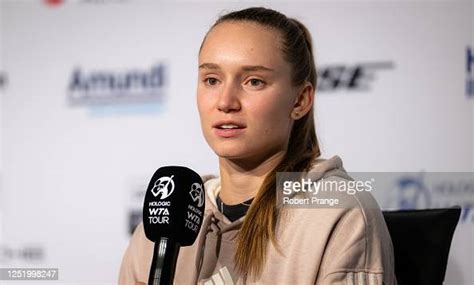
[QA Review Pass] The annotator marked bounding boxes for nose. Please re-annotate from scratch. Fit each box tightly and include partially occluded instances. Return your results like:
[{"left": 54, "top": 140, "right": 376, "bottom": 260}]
[{"left": 217, "top": 82, "right": 241, "bottom": 113}]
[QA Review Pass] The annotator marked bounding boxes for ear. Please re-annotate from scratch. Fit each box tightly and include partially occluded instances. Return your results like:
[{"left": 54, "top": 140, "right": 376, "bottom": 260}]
[{"left": 291, "top": 81, "right": 314, "bottom": 120}]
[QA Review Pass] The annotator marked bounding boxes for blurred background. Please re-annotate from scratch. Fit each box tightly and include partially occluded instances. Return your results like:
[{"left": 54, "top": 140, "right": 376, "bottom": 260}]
[{"left": 0, "top": 0, "right": 472, "bottom": 284}]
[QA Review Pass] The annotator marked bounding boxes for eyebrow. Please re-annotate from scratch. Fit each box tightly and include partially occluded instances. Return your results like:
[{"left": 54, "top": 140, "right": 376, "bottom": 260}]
[{"left": 199, "top": 63, "right": 275, "bottom": 72}]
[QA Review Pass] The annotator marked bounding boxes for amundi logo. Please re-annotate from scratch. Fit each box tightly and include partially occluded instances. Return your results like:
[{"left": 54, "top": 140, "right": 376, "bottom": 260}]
[
  {"left": 67, "top": 64, "right": 166, "bottom": 105},
  {"left": 151, "top": 175, "right": 175, "bottom": 200}
]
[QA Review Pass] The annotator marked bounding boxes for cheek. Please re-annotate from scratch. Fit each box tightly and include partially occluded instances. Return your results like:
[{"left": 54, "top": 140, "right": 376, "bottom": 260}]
[
  {"left": 249, "top": 94, "right": 294, "bottom": 134},
  {"left": 197, "top": 85, "right": 220, "bottom": 113},
  {"left": 196, "top": 92, "right": 210, "bottom": 122}
]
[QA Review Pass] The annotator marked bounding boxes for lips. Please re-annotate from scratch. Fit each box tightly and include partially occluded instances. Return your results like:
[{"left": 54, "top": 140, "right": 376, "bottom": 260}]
[{"left": 212, "top": 120, "right": 246, "bottom": 138}]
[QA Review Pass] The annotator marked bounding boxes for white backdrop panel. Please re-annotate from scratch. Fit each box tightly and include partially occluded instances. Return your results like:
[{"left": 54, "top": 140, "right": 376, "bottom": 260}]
[{"left": 0, "top": 1, "right": 472, "bottom": 284}]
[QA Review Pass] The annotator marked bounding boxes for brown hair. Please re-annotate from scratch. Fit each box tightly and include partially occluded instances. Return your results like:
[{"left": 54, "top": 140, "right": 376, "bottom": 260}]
[{"left": 201, "top": 7, "right": 321, "bottom": 280}]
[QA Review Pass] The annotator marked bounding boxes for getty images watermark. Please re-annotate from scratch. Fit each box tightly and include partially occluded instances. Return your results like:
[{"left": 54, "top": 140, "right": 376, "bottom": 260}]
[
  {"left": 276, "top": 172, "right": 474, "bottom": 210},
  {"left": 277, "top": 172, "right": 375, "bottom": 208}
]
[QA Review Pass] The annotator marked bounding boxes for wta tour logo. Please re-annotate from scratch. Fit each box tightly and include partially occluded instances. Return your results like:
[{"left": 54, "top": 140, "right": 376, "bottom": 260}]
[
  {"left": 147, "top": 175, "right": 174, "bottom": 225},
  {"left": 189, "top": 183, "right": 204, "bottom": 207},
  {"left": 151, "top": 175, "right": 175, "bottom": 200}
]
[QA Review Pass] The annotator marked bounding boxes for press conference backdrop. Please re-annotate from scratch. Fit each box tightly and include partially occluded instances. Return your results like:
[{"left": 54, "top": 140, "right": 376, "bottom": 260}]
[{"left": 0, "top": 0, "right": 473, "bottom": 284}]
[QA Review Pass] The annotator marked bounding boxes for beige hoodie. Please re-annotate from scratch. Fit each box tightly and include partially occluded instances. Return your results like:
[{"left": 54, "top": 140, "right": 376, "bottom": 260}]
[{"left": 119, "top": 156, "right": 397, "bottom": 285}]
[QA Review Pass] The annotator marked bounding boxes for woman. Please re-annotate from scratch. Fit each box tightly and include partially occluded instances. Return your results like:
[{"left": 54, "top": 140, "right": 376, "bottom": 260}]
[{"left": 119, "top": 7, "right": 397, "bottom": 285}]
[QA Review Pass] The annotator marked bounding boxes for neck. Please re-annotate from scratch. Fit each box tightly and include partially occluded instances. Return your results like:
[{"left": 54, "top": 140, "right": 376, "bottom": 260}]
[{"left": 218, "top": 151, "right": 285, "bottom": 205}]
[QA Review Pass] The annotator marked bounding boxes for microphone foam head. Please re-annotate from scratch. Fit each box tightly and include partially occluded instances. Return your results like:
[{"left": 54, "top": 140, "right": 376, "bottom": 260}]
[{"left": 143, "top": 166, "right": 205, "bottom": 246}]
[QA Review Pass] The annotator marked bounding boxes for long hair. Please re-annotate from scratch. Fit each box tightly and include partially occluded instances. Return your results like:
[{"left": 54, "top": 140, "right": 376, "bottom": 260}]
[{"left": 201, "top": 7, "right": 321, "bottom": 280}]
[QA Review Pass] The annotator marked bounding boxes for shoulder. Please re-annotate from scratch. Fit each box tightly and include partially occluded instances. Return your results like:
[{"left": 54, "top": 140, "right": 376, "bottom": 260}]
[
  {"left": 277, "top": 157, "right": 396, "bottom": 283},
  {"left": 118, "top": 223, "right": 154, "bottom": 284},
  {"left": 280, "top": 174, "right": 387, "bottom": 240},
  {"left": 287, "top": 171, "right": 391, "bottom": 245}
]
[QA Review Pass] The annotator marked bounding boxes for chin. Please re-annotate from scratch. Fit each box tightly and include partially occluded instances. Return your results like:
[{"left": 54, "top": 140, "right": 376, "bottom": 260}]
[
  {"left": 211, "top": 145, "right": 253, "bottom": 160},
  {"left": 213, "top": 149, "right": 247, "bottom": 160}
]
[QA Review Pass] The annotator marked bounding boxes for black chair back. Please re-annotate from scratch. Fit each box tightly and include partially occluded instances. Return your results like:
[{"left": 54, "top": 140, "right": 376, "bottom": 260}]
[{"left": 383, "top": 207, "right": 461, "bottom": 285}]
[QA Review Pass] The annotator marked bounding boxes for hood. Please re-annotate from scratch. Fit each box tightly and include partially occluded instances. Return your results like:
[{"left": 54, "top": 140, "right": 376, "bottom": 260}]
[{"left": 192, "top": 155, "right": 349, "bottom": 284}]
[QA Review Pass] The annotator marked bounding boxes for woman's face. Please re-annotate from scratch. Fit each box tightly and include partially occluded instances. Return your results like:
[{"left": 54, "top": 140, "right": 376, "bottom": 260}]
[{"left": 197, "top": 21, "right": 299, "bottom": 164}]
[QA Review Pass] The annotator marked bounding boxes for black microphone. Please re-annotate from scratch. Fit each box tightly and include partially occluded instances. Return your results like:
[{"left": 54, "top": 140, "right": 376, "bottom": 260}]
[{"left": 143, "top": 166, "right": 206, "bottom": 285}]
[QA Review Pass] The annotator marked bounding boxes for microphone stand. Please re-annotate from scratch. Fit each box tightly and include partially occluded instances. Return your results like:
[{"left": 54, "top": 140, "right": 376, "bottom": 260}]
[{"left": 148, "top": 237, "right": 181, "bottom": 285}]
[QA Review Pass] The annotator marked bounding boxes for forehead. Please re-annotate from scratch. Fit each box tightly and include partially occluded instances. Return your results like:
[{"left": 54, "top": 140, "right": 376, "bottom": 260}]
[{"left": 199, "top": 21, "right": 287, "bottom": 68}]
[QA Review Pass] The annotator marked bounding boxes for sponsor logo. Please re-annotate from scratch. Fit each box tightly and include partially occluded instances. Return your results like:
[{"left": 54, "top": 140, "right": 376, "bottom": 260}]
[
  {"left": 317, "top": 61, "right": 394, "bottom": 92},
  {"left": 79, "top": 0, "right": 129, "bottom": 4},
  {"left": 394, "top": 174, "right": 431, "bottom": 210},
  {"left": 190, "top": 183, "right": 204, "bottom": 207},
  {"left": 147, "top": 200, "right": 170, "bottom": 225},
  {"left": 127, "top": 209, "right": 141, "bottom": 235},
  {"left": 0, "top": 72, "right": 7, "bottom": 90},
  {"left": 0, "top": 245, "right": 45, "bottom": 263},
  {"left": 67, "top": 64, "right": 166, "bottom": 106},
  {"left": 150, "top": 175, "right": 175, "bottom": 199},
  {"left": 388, "top": 172, "right": 474, "bottom": 223},
  {"left": 44, "top": 0, "right": 128, "bottom": 6},
  {"left": 43, "top": 0, "right": 64, "bottom": 6},
  {"left": 127, "top": 186, "right": 146, "bottom": 235},
  {"left": 466, "top": 46, "right": 473, "bottom": 97}
]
